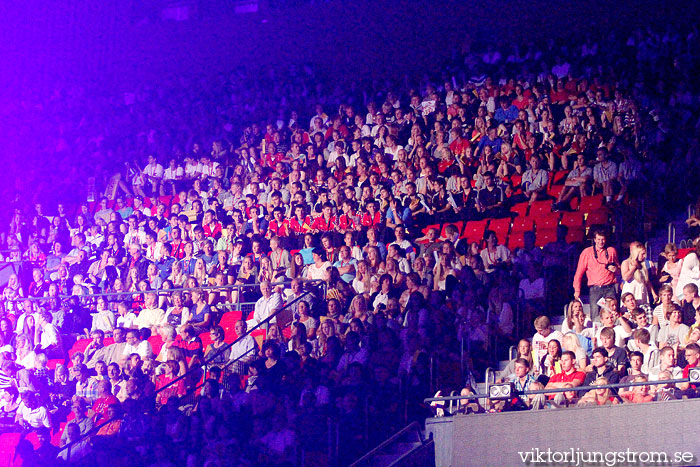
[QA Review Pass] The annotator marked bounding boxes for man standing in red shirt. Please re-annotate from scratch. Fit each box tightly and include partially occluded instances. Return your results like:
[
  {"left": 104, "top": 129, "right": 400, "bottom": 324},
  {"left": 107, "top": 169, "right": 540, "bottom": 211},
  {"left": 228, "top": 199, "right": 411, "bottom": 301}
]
[
  {"left": 544, "top": 351, "right": 585, "bottom": 405},
  {"left": 573, "top": 229, "right": 619, "bottom": 320}
]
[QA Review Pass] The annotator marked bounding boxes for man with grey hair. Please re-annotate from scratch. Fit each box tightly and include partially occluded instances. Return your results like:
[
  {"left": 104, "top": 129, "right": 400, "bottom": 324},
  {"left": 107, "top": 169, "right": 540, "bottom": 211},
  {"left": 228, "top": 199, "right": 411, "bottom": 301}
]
[
  {"left": 249, "top": 281, "right": 282, "bottom": 328},
  {"left": 133, "top": 292, "right": 165, "bottom": 331}
]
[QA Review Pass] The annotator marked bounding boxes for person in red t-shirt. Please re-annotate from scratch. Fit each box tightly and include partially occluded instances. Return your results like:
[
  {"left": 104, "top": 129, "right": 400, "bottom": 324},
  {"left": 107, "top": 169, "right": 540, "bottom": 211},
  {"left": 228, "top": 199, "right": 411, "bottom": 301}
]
[
  {"left": 89, "top": 380, "right": 119, "bottom": 424},
  {"left": 156, "top": 361, "right": 186, "bottom": 406},
  {"left": 544, "top": 351, "right": 585, "bottom": 404}
]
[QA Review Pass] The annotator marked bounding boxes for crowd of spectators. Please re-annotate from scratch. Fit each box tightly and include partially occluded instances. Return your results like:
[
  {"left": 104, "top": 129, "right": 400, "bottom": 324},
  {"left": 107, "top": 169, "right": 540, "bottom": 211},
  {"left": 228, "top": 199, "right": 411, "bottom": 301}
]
[{"left": 1, "top": 22, "right": 700, "bottom": 466}]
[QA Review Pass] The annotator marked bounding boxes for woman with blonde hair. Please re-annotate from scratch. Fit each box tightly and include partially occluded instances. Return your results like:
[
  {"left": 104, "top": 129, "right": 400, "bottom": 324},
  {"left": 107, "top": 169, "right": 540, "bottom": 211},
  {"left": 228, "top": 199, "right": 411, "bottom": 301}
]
[
  {"left": 561, "top": 332, "right": 588, "bottom": 369},
  {"left": 192, "top": 258, "right": 208, "bottom": 286},
  {"left": 659, "top": 243, "right": 682, "bottom": 291},
  {"left": 577, "top": 377, "right": 619, "bottom": 406},
  {"left": 620, "top": 241, "right": 656, "bottom": 306}
]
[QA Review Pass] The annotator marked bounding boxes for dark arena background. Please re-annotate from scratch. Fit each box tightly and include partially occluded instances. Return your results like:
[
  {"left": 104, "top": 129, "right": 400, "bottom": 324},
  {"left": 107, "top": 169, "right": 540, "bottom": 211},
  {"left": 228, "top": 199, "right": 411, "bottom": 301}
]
[{"left": 1, "top": 0, "right": 700, "bottom": 466}]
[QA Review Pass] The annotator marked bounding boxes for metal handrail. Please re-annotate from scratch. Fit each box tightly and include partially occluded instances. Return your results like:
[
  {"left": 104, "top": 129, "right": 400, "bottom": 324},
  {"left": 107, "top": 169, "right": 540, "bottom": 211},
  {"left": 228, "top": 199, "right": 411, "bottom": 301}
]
[
  {"left": 56, "top": 279, "right": 324, "bottom": 459},
  {"left": 424, "top": 377, "right": 693, "bottom": 403},
  {"left": 150, "top": 281, "right": 323, "bottom": 396},
  {"left": 668, "top": 222, "right": 676, "bottom": 245},
  {"left": 3, "top": 279, "right": 315, "bottom": 303},
  {"left": 349, "top": 421, "right": 424, "bottom": 467}
]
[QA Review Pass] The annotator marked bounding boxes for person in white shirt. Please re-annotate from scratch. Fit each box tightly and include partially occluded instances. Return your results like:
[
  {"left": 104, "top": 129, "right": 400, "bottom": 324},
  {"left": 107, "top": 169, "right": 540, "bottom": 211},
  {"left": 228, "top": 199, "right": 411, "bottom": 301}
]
[
  {"left": 532, "top": 316, "right": 563, "bottom": 366},
  {"left": 133, "top": 293, "right": 166, "bottom": 331},
  {"left": 36, "top": 311, "right": 63, "bottom": 360},
  {"left": 228, "top": 320, "right": 258, "bottom": 374},
  {"left": 162, "top": 158, "right": 184, "bottom": 196},
  {"left": 122, "top": 329, "right": 154, "bottom": 361},
  {"left": 15, "top": 392, "right": 51, "bottom": 430},
  {"left": 116, "top": 302, "right": 137, "bottom": 329},
  {"left": 249, "top": 281, "right": 283, "bottom": 329},
  {"left": 142, "top": 154, "right": 164, "bottom": 195}
]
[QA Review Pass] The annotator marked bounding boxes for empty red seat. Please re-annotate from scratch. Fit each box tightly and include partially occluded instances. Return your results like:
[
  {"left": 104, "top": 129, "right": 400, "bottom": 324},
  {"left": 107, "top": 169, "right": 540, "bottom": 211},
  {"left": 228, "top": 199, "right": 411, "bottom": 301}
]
[
  {"left": 534, "top": 213, "right": 561, "bottom": 231},
  {"left": 511, "top": 202, "right": 529, "bottom": 218},
  {"left": 511, "top": 174, "right": 522, "bottom": 188},
  {"left": 219, "top": 310, "right": 243, "bottom": 330},
  {"left": 561, "top": 212, "right": 584, "bottom": 228},
  {"left": 47, "top": 359, "right": 64, "bottom": 370},
  {"left": 224, "top": 329, "right": 238, "bottom": 343},
  {"left": 552, "top": 170, "right": 569, "bottom": 185},
  {"left": 585, "top": 209, "right": 610, "bottom": 228},
  {"left": 507, "top": 231, "right": 526, "bottom": 250},
  {"left": 548, "top": 185, "right": 564, "bottom": 198},
  {"left": 250, "top": 329, "right": 267, "bottom": 349},
  {"left": 460, "top": 219, "right": 488, "bottom": 243},
  {"left": 199, "top": 332, "right": 213, "bottom": 349},
  {"left": 148, "top": 336, "right": 164, "bottom": 357},
  {"left": 536, "top": 229, "right": 558, "bottom": 247},
  {"left": 579, "top": 195, "right": 604, "bottom": 212},
  {"left": 566, "top": 227, "right": 585, "bottom": 243},
  {"left": 529, "top": 199, "right": 554, "bottom": 217},
  {"left": 104, "top": 337, "right": 114, "bottom": 346},
  {"left": 488, "top": 217, "right": 511, "bottom": 240},
  {"left": 511, "top": 217, "right": 535, "bottom": 233},
  {"left": 69, "top": 338, "right": 92, "bottom": 358}
]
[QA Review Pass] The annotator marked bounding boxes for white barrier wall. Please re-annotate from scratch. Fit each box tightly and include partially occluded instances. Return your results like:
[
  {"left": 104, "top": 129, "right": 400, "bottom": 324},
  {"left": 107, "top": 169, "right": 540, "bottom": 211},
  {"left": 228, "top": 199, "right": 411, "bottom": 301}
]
[{"left": 426, "top": 399, "right": 700, "bottom": 467}]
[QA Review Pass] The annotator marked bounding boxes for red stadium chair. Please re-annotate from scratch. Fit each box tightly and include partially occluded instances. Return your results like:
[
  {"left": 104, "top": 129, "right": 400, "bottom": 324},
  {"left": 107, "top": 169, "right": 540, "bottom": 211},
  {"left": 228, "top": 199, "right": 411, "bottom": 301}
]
[
  {"left": 552, "top": 170, "right": 569, "bottom": 185},
  {"left": 47, "top": 359, "right": 64, "bottom": 370},
  {"left": 548, "top": 185, "right": 564, "bottom": 199},
  {"left": 529, "top": 199, "right": 553, "bottom": 217},
  {"left": 510, "top": 174, "right": 522, "bottom": 188},
  {"left": 251, "top": 329, "right": 266, "bottom": 349},
  {"left": 585, "top": 209, "right": 610, "bottom": 228},
  {"left": 199, "top": 332, "right": 213, "bottom": 349},
  {"left": 511, "top": 217, "right": 535, "bottom": 234},
  {"left": 534, "top": 213, "right": 561, "bottom": 231},
  {"left": 224, "top": 329, "right": 238, "bottom": 343},
  {"left": 0, "top": 432, "right": 20, "bottom": 466},
  {"left": 579, "top": 195, "right": 604, "bottom": 212},
  {"left": 511, "top": 202, "right": 529, "bottom": 218},
  {"left": 148, "top": 336, "right": 164, "bottom": 357},
  {"left": 678, "top": 248, "right": 693, "bottom": 259},
  {"left": 103, "top": 337, "right": 114, "bottom": 346},
  {"left": 535, "top": 228, "right": 558, "bottom": 247},
  {"left": 566, "top": 227, "right": 585, "bottom": 244},
  {"left": 487, "top": 217, "right": 511, "bottom": 241},
  {"left": 460, "top": 219, "right": 488, "bottom": 243},
  {"left": 507, "top": 231, "right": 526, "bottom": 250},
  {"left": 69, "top": 338, "right": 92, "bottom": 358},
  {"left": 219, "top": 310, "right": 243, "bottom": 330},
  {"left": 561, "top": 212, "right": 584, "bottom": 228}
]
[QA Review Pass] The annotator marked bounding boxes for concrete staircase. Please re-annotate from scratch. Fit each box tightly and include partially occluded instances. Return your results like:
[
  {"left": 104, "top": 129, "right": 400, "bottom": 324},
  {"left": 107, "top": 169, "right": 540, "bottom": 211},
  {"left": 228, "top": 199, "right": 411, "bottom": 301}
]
[{"left": 350, "top": 422, "right": 434, "bottom": 467}]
